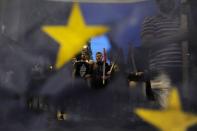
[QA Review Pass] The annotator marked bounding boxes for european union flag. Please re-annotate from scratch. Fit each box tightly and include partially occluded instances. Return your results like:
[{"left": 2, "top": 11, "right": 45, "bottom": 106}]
[{"left": 0, "top": 0, "right": 197, "bottom": 131}]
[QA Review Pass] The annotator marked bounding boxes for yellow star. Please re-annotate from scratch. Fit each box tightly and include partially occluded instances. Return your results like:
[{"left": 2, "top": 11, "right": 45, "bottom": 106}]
[
  {"left": 42, "top": 3, "right": 109, "bottom": 69},
  {"left": 135, "top": 88, "right": 197, "bottom": 131}
]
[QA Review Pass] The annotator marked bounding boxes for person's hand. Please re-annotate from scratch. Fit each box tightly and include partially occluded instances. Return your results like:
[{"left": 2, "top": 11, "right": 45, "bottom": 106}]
[
  {"left": 88, "top": 60, "right": 94, "bottom": 65},
  {"left": 129, "top": 81, "right": 137, "bottom": 88},
  {"left": 102, "top": 75, "right": 110, "bottom": 80},
  {"left": 85, "top": 74, "right": 91, "bottom": 79},
  {"left": 107, "top": 71, "right": 111, "bottom": 75},
  {"left": 72, "top": 58, "right": 77, "bottom": 64},
  {"left": 136, "top": 72, "right": 144, "bottom": 76}
]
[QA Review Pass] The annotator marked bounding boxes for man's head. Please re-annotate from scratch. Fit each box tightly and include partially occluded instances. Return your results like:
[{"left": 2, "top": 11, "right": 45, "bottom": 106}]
[
  {"left": 81, "top": 52, "right": 87, "bottom": 61},
  {"left": 156, "top": 0, "right": 177, "bottom": 14},
  {"left": 96, "top": 52, "right": 103, "bottom": 62},
  {"left": 82, "top": 46, "right": 88, "bottom": 53},
  {"left": 81, "top": 45, "right": 90, "bottom": 60}
]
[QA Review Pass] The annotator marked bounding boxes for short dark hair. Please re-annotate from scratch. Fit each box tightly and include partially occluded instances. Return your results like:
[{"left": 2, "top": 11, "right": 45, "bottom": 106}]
[{"left": 96, "top": 52, "right": 102, "bottom": 55}]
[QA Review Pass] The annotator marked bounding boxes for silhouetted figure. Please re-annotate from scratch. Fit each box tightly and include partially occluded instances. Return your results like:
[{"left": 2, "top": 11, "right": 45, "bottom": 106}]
[
  {"left": 91, "top": 52, "right": 110, "bottom": 89},
  {"left": 141, "top": 0, "right": 187, "bottom": 108}
]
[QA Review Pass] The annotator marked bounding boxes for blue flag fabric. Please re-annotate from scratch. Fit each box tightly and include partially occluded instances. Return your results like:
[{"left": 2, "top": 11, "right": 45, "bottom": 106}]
[
  {"left": 0, "top": 0, "right": 157, "bottom": 93},
  {"left": 0, "top": 0, "right": 197, "bottom": 131}
]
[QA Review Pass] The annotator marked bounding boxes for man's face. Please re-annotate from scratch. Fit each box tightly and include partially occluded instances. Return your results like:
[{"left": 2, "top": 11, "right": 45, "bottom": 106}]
[
  {"left": 96, "top": 53, "right": 102, "bottom": 62},
  {"left": 156, "top": 0, "right": 176, "bottom": 14},
  {"left": 81, "top": 53, "right": 87, "bottom": 60},
  {"left": 82, "top": 48, "right": 88, "bottom": 54}
]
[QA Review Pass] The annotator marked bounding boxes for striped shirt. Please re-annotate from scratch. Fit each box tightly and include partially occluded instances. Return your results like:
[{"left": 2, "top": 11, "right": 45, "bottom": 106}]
[{"left": 141, "top": 15, "right": 183, "bottom": 72}]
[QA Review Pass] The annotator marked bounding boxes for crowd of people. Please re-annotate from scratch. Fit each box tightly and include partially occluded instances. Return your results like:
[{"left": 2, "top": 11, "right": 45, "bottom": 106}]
[
  {"left": 72, "top": 48, "right": 115, "bottom": 89},
  {"left": 27, "top": 0, "right": 197, "bottom": 120}
]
